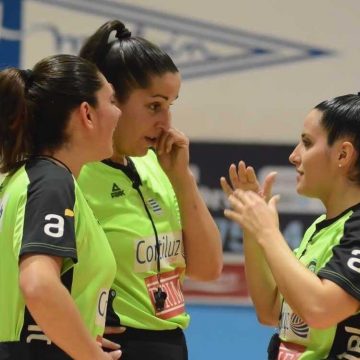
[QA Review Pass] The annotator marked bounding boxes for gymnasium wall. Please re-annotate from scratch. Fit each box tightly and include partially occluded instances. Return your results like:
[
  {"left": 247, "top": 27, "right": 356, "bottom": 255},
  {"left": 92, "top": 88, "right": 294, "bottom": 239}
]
[{"left": 1, "top": 1, "right": 359, "bottom": 358}]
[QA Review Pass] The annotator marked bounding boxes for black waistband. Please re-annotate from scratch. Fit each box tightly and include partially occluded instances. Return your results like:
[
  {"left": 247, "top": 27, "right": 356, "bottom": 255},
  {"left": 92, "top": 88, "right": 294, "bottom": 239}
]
[
  {"left": 0, "top": 342, "right": 30, "bottom": 360},
  {"left": 106, "top": 326, "right": 184, "bottom": 344}
]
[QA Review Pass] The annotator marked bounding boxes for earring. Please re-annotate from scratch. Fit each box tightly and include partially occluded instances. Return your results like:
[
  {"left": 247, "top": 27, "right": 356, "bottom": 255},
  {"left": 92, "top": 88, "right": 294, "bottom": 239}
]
[{"left": 338, "top": 164, "right": 342, "bottom": 168}]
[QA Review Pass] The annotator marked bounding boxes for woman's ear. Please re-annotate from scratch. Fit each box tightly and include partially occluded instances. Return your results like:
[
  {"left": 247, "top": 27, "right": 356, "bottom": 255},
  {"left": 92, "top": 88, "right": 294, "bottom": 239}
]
[
  {"left": 338, "top": 141, "right": 355, "bottom": 168},
  {"left": 79, "top": 101, "right": 95, "bottom": 130}
]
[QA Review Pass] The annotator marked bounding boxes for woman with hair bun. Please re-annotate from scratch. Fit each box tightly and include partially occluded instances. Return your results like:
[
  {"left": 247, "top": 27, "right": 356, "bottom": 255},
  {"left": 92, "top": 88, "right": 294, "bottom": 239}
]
[
  {"left": 0, "top": 54, "right": 121, "bottom": 360},
  {"left": 78, "top": 20, "right": 223, "bottom": 360}
]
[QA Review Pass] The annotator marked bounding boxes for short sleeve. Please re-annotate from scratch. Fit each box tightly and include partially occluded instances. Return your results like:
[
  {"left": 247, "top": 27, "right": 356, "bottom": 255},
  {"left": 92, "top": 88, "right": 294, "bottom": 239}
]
[
  {"left": 19, "top": 161, "right": 77, "bottom": 262},
  {"left": 318, "top": 210, "right": 360, "bottom": 301}
]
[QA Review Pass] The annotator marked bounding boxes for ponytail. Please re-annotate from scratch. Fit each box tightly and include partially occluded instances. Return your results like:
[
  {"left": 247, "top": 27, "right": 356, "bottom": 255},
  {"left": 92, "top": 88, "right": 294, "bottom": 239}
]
[
  {"left": 0, "top": 69, "right": 32, "bottom": 173},
  {"left": 0, "top": 54, "right": 103, "bottom": 173},
  {"left": 80, "top": 20, "right": 130, "bottom": 66}
]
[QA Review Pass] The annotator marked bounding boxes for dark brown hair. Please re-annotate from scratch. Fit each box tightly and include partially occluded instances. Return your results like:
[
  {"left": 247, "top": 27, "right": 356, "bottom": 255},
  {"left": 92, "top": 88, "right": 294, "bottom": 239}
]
[
  {"left": 80, "top": 20, "right": 178, "bottom": 102},
  {"left": 0, "top": 54, "right": 102, "bottom": 173}
]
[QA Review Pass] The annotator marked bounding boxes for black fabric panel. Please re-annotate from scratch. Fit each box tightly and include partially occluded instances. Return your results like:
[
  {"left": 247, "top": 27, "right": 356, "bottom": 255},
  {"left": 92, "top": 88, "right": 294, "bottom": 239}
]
[
  {"left": 326, "top": 312, "right": 360, "bottom": 358},
  {"left": 20, "top": 158, "right": 77, "bottom": 261},
  {"left": 318, "top": 206, "right": 360, "bottom": 301}
]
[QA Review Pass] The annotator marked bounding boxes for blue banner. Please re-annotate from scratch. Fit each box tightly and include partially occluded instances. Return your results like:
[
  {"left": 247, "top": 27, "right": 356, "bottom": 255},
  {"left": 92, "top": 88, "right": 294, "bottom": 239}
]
[{"left": 0, "top": 0, "right": 22, "bottom": 68}]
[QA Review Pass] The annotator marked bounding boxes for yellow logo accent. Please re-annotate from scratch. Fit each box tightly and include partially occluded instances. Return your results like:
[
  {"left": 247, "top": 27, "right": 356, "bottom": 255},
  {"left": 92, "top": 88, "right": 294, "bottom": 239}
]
[{"left": 64, "top": 209, "right": 74, "bottom": 217}]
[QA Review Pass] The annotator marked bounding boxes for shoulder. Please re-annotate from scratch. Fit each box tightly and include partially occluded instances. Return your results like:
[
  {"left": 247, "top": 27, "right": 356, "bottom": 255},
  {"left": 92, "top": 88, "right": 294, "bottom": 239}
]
[{"left": 25, "top": 158, "right": 75, "bottom": 200}]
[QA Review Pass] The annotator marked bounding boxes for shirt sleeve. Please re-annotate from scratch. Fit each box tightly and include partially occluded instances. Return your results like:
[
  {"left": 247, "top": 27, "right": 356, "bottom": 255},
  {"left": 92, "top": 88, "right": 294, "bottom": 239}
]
[
  {"left": 19, "top": 164, "right": 77, "bottom": 262},
  {"left": 318, "top": 210, "right": 360, "bottom": 301}
]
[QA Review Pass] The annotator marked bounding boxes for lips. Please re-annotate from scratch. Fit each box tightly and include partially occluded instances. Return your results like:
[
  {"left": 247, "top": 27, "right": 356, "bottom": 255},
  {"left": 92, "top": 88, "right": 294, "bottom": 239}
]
[{"left": 144, "top": 137, "right": 158, "bottom": 147}]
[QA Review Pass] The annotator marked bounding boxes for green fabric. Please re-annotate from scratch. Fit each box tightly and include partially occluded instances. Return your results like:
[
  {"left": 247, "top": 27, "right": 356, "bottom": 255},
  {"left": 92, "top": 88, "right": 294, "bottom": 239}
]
[
  {"left": 0, "top": 160, "right": 116, "bottom": 341},
  {"left": 78, "top": 151, "right": 190, "bottom": 330},
  {"left": 278, "top": 207, "right": 359, "bottom": 359}
]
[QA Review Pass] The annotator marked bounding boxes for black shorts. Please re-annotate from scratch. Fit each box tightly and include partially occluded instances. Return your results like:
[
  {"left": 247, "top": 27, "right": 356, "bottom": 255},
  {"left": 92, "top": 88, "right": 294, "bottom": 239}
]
[
  {"left": 0, "top": 340, "right": 71, "bottom": 360},
  {"left": 105, "top": 327, "right": 188, "bottom": 360}
]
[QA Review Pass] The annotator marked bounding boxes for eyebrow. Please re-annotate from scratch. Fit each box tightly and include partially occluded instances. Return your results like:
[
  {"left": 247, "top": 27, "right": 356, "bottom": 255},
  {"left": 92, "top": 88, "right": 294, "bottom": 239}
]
[{"left": 151, "top": 94, "right": 179, "bottom": 101}]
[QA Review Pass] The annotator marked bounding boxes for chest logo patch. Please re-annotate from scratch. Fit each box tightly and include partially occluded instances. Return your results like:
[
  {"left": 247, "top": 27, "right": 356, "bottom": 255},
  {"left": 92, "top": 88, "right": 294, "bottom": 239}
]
[{"left": 111, "top": 183, "right": 125, "bottom": 198}]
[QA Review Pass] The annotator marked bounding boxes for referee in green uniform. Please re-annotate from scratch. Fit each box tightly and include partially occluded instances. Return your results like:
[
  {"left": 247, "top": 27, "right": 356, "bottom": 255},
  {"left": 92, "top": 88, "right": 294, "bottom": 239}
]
[{"left": 0, "top": 55, "right": 121, "bottom": 360}]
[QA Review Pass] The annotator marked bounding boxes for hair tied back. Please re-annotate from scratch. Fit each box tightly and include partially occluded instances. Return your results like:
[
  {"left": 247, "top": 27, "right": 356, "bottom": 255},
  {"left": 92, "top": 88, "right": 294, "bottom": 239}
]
[
  {"left": 20, "top": 69, "right": 34, "bottom": 90},
  {"left": 115, "top": 28, "right": 132, "bottom": 40}
]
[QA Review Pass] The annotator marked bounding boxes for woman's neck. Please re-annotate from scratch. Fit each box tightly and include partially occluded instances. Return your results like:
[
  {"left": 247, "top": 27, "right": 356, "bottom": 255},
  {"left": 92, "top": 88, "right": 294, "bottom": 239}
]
[
  {"left": 110, "top": 153, "right": 127, "bottom": 166},
  {"left": 324, "top": 183, "right": 360, "bottom": 219},
  {"left": 41, "top": 150, "right": 81, "bottom": 177}
]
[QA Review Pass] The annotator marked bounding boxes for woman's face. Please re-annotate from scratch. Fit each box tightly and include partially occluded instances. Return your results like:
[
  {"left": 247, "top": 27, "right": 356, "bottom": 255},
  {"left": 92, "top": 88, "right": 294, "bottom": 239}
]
[
  {"left": 92, "top": 76, "right": 121, "bottom": 160},
  {"left": 112, "top": 71, "right": 181, "bottom": 161},
  {"left": 289, "top": 109, "right": 340, "bottom": 202}
]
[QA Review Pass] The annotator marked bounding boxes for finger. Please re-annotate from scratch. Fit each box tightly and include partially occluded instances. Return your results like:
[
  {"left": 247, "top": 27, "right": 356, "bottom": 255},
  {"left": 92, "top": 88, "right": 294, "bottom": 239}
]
[
  {"left": 228, "top": 193, "right": 245, "bottom": 211},
  {"left": 262, "top": 172, "right": 277, "bottom": 202},
  {"left": 165, "top": 136, "right": 176, "bottom": 154},
  {"left": 268, "top": 194, "right": 280, "bottom": 212},
  {"left": 170, "top": 127, "right": 188, "bottom": 144},
  {"left": 102, "top": 337, "right": 121, "bottom": 350},
  {"left": 229, "top": 163, "right": 240, "bottom": 189},
  {"left": 233, "top": 188, "right": 246, "bottom": 201},
  {"left": 105, "top": 326, "right": 127, "bottom": 335},
  {"left": 246, "top": 166, "right": 257, "bottom": 184},
  {"left": 220, "top": 177, "right": 233, "bottom": 197},
  {"left": 165, "top": 128, "right": 188, "bottom": 149},
  {"left": 108, "top": 349, "right": 122, "bottom": 359},
  {"left": 224, "top": 208, "right": 244, "bottom": 225},
  {"left": 156, "top": 131, "right": 171, "bottom": 155},
  {"left": 237, "top": 161, "right": 247, "bottom": 183}
]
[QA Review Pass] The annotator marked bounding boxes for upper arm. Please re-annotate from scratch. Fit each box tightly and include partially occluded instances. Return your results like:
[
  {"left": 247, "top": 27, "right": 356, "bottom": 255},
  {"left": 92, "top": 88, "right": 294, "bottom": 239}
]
[
  {"left": 19, "top": 254, "right": 64, "bottom": 297},
  {"left": 310, "top": 278, "right": 360, "bottom": 328}
]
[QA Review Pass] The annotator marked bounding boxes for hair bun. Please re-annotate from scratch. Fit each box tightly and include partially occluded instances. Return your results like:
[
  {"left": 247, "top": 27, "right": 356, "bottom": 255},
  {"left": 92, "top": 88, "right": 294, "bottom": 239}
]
[{"left": 115, "top": 28, "right": 131, "bottom": 40}]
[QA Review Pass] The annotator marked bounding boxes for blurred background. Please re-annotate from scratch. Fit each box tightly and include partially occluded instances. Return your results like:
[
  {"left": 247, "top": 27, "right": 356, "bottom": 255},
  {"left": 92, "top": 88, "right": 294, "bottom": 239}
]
[{"left": 1, "top": 0, "right": 359, "bottom": 357}]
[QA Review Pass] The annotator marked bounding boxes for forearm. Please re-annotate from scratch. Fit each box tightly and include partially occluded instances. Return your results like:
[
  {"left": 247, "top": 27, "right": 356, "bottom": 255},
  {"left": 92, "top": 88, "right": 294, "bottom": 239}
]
[
  {"left": 23, "top": 280, "right": 105, "bottom": 360},
  {"left": 19, "top": 256, "right": 105, "bottom": 360},
  {"left": 170, "top": 170, "right": 223, "bottom": 280},
  {"left": 259, "top": 230, "right": 327, "bottom": 323},
  {"left": 243, "top": 233, "right": 280, "bottom": 325}
]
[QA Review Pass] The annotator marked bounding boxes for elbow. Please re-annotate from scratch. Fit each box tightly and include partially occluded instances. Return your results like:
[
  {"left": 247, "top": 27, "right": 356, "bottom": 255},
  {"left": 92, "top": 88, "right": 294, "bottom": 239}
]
[
  {"left": 202, "top": 257, "right": 223, "bottom": 281},
  {"left": 255, "top": 311, "right": 278, "bottom": 327},
  {"left": 202, "top": 263, "right": 223, "bottom": 281},
  {"left": 257, "top": 315, "right": 277, "bottom": 327},
  {"left": 301, "top": 313, "right": 332, "bottom": 329},
  {"left": 186, "top": 261, "right": 223, "bottom": 281},
  {"left": 297, "top": 307, "right": 332, "bottom": 329},
  {"left": 19, "top": 272, "right": 52, "bottom": 304}
]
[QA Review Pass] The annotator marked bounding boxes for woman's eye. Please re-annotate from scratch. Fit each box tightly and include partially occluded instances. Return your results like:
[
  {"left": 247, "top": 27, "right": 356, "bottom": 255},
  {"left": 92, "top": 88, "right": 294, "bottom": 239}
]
[
  {"left": 302, "top": 139, "right": 311, "bottom": 148},
  {"left": 149, "top": 103, "right": 161, "bottom": 112}
]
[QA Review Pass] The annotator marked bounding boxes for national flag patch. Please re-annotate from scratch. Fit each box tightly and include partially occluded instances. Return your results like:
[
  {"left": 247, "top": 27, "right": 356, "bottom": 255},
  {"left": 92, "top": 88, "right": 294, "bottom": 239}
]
[{"left": 147, "top": 198, "right": 162, "bottom": 215}]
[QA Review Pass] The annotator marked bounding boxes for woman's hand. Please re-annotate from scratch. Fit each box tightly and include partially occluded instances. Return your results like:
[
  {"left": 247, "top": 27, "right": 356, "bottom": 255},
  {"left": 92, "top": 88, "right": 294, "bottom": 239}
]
[
  {"left": 98, "top": 336, "right": 123, "bottom": 359},
  {"left": 220, "top": 160, "right": 277, "bottom": 202},
  {"left": 156, "top": 127, "right": 190, "bottom": 181},
  {"left": 224, "top": 189, "right": 280, "bottom": 242}
]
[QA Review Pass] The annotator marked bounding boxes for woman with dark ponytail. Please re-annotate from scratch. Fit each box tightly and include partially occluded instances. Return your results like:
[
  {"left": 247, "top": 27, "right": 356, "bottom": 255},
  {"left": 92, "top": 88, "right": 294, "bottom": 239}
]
[
  {"left": 221, "top": 93, "right": 360, "bottom": 359},
  {"left": 0, "top": 54, "right": 122, "bottom": 359},
  {"left": 78, "top": 20, "right": 223, "bottom": 360}
]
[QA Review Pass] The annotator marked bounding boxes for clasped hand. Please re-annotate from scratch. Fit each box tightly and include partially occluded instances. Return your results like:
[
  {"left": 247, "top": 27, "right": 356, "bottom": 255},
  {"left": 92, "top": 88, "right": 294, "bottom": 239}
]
[{"left": 220, "top": 161, "right": 280, "bottom": 239}]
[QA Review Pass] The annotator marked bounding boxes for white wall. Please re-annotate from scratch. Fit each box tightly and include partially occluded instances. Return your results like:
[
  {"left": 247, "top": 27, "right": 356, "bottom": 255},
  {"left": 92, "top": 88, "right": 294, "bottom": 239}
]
[{"left": 21, "top": 0, "right": 360, "bottom": 144}]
